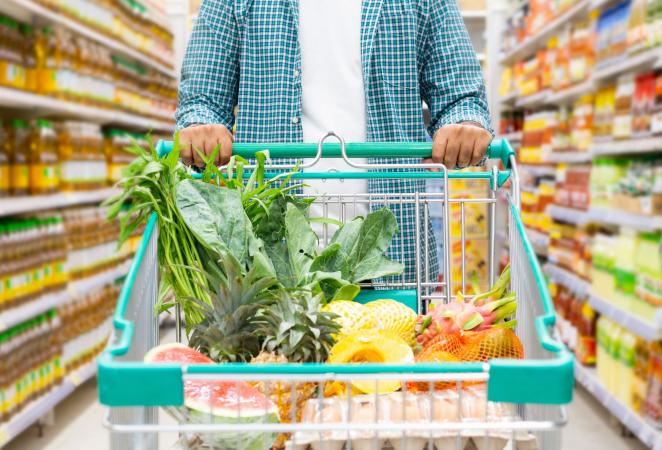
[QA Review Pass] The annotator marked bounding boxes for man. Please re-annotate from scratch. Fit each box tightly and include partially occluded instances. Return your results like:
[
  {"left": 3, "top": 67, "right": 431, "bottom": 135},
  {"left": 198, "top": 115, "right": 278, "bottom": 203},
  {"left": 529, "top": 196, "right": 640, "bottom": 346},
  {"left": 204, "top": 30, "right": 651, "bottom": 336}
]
[{"left": 176, "top": 0, "right": 492, "bottom": 285}]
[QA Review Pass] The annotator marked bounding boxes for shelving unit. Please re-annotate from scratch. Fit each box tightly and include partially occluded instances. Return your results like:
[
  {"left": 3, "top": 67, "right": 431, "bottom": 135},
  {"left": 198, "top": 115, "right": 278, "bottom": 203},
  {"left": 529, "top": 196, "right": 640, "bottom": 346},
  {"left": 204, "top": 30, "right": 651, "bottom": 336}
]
[
  {"left": 588, "top": 207, "right": 662, "bottom": 232},
  {"left": 547, "top": 205, "right": 591, "bottom": 226},
  {"left": 574, "top": 364, "right": 662, "bottom": 450},
  {"left": 544, "top": 152, "right": 592, "bottom": 164},
  {"left": 0, "top": 87, "right": 174, "bottom": 132},
  {"left": 589, "top": 294, "right": 662, "bottom": 342},
  {"left": 1, "top": 0, "right": 176, "bottom": 77},
  {"left": 0, "top": 188, "right": 120, "bottom": 218},
  {"left": 590, "top": 136, "right": 662, "bottom": 156},
  {"left": 499, "top": 0, "right": 592, "bottom": 64},
  {"left": 0, "top": 0, "right": 177, "bottom": 446},
  {"left": 0, "top": 361, "right": 98, "bottom": 447},
  {"left": 524, "top": 227, "right": 549, "bottom": 257},
  {"left": 543, "top": 263, "right": 592, "bottom": 298}
]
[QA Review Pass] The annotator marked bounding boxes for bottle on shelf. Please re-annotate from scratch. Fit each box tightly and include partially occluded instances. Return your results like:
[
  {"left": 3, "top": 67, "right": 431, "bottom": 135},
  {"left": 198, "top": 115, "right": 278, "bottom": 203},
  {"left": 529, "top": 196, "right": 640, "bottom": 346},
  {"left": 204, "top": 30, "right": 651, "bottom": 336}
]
[
  {"left": 9, "top": 119, "right": 31, "bottom": 196},
  {"left": 0, "top": 120, "right": 9, "bottom": 197},
  {"left": 30, "top": 119, "right": 60, "bottom": 195},
  {"left": 0, "top": 16, "right": 27, "bottom": 90}
]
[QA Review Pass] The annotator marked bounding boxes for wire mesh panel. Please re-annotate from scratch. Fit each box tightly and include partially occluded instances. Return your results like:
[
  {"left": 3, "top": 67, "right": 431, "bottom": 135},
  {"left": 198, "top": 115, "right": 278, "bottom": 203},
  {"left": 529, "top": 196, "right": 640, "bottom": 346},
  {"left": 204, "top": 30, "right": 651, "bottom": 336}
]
[
  {"left": 108, "top": 223, "right": 160, "bottom": 450},
  {"left": 510, "top": 204, "right": 565, "bottom": 450}
]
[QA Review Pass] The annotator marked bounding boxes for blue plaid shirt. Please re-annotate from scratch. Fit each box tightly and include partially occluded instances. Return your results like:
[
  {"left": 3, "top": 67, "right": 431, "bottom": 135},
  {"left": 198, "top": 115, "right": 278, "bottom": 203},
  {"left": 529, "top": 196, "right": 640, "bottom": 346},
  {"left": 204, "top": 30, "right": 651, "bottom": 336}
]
[{"left": 176, "top": 0, "right": 491, "bottom": 284}]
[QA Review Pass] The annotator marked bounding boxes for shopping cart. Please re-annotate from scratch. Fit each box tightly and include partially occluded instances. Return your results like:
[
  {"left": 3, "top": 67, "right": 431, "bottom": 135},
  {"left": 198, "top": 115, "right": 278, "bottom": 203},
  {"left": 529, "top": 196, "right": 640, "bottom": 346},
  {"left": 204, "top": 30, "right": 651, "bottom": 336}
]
[{"left": 98, "top": 135, "right": 573, "bottom": 450}]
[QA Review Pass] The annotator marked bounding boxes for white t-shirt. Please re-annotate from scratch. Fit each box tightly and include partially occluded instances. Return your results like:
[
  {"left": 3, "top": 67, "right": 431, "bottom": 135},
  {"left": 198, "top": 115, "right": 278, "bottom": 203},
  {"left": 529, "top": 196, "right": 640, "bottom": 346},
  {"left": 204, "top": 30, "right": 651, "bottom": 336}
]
[{"left": 299, "top": 0, "right": 369, "bottom": 235}]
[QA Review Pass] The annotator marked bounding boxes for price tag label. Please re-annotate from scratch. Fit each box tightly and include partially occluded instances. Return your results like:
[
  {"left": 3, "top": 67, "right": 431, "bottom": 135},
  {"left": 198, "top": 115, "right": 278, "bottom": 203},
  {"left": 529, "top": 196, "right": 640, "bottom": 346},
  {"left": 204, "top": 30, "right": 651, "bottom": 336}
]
[
  {"left": 0, "top": 427, "right": 8, "bottom": 446},
  {"left": 70, "top": 372, "right": 81, "bottom": 387}
]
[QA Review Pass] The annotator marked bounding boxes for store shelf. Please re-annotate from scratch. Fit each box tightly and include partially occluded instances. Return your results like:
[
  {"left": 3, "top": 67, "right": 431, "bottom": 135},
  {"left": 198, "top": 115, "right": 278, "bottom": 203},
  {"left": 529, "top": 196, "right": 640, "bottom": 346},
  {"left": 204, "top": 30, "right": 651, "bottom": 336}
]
[
  {"left": 501, "top": 91, "right": 519, "bottom": 105},
  {"left": 499, "top": 0, "right": 592, "bottom": 64},
  {"left": 524, "top": 227, "right": 549, "bottom": 257},
  {"left": 0, "top": 188, "right": 120, "bottom": 218},
  {"left": 68, "top": 261, "right": 132, "bottom": 299},
  {"left": 574, "top": 364, "right": 662, "bottom": 450},
  {"left": 519, "top": 164, "right": 556, "bottom": 177},
  {"left": 461, "top": 10, "right": 487, "bottom": 20},
  {"left": 589, "top": 294, "right": 662, "bottom": 342},
  {"left": 516, "top": 90, "right": 551, "bottom": 109},
  {"left": 501, "top": 131, "right": 523, "bottom": 143},
  {"left": 590, "top": 136, "right": 662, "bottom": 156},
  {"left": 0, "top": 361, "right": 97, "bottom": 447},
  {"left": 588, "top": 207, "right": 662, "bottom": 232},
  {"left": 0, "top": 87, "right": 174, "bottom": 132},
  {"left": 548, "top": 204, "right": 591, "bottom": 226},
  {"left": 544, "top": 152, "right": 592, "bottom": 163},
  {"left": 2, "top": 0, "right": 176, "bottom": 78},
  {"left": 0, "top": 290, "right": 68, "bottom": 332},
  {"left": 546, "top": 80, "right": 594, "bottom": 106},
  {"left": 0, "top": 260, "right": 131, "bottom": 333},
  {"left": 544, "top": 263, "right": 591, "bottom": 297},
  {"left": 593, "top": 46, "right": 662, "bottom": 83}
]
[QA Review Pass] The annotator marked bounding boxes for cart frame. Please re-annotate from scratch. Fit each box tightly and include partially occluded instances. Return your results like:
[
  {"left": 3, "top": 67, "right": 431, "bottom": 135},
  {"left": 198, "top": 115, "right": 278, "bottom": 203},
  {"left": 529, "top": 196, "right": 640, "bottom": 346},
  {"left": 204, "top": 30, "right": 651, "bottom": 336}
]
[{"left": 98, "top": 136, "right": 573, "bottom": 450}]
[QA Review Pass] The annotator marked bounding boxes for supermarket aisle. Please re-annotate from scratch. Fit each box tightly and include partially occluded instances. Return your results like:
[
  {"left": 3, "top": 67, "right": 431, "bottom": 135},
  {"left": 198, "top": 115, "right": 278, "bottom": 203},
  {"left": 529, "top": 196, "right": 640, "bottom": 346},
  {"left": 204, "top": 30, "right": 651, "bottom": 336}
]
[{"left": 6, "top": 381, "right": 649, "bottom": 450}]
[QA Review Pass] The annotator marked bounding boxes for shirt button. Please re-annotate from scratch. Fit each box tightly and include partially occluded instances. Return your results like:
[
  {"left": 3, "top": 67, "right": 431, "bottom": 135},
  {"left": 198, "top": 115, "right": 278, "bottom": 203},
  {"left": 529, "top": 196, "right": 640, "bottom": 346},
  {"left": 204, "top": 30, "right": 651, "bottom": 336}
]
[
  {"left": 291, "top": 117, "right": 300, "bottom": 124},
  {"left": 294, "top": 69, "right": 300, "bottom": 77}
]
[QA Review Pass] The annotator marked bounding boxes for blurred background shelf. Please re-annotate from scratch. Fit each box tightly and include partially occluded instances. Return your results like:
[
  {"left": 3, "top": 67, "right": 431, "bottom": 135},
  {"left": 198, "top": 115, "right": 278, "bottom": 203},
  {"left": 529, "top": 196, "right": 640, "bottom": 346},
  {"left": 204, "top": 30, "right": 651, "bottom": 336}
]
[
  {"left": 589, "top": 294, "right": 662, "bottom": 342},
  {"left": 0, "top": 188, "right": 120, "bottom": 218}
]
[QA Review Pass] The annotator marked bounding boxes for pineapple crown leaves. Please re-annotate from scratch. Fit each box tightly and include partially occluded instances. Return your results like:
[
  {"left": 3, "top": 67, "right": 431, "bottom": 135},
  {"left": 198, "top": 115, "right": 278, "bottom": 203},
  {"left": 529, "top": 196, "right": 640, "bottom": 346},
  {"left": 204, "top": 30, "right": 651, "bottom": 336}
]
[
  {"left": 187, "top": 250, "right": 279, "bottom": 362},
  {"left": 255, "top": 290, "right": 341, "bottom": 363}
]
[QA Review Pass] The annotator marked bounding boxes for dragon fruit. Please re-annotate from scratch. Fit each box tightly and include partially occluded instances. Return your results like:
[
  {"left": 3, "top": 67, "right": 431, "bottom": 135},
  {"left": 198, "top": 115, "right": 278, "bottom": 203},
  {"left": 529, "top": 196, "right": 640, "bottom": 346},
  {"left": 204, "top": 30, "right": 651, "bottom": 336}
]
[{"left": 415, "top": 265, "right": 516, "bottom": 349}]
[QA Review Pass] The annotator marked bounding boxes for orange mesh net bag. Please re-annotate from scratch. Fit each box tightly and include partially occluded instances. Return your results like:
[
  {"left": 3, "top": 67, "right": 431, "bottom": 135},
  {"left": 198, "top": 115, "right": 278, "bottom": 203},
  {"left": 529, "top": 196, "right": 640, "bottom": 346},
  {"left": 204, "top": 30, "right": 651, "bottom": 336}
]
[
  {"left": 408, "top": 333, "right": 464, "bottom": 392},
  {"left": 457, "top": 328, "right": 524, "bottom": 362}
]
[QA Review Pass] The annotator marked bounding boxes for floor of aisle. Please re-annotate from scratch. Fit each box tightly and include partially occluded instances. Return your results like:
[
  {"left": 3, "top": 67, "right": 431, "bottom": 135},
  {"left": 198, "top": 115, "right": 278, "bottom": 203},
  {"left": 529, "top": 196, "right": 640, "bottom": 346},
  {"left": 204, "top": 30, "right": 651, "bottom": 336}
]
[{"left": 6, "top": 381, "right": 648, "bottom": 450}]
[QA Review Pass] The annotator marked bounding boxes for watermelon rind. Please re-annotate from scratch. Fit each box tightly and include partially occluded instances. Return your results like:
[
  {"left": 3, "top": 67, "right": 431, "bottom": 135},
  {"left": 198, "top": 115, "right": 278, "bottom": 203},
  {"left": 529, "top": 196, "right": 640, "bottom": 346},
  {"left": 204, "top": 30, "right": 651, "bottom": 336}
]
[{"left": 186, "top": 400, "right": 280, "bottom": 450}]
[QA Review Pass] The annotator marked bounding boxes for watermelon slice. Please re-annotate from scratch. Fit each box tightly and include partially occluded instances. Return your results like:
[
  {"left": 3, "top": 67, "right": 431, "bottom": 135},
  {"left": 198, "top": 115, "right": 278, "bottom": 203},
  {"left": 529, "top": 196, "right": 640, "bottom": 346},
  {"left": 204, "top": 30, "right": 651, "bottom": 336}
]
[{"left": 145, "top": 343, "right": 280, "bottom": 450}]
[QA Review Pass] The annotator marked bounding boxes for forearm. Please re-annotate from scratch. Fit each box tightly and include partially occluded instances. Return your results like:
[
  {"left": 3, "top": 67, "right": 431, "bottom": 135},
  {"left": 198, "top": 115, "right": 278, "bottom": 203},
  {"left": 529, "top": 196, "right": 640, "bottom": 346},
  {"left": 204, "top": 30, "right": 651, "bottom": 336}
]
[
  {"left": 420, "top": 0, "right": 492, "bottom": 136},
  {"left": 175, "top": 1, "right": 239, "bottom": 131}
]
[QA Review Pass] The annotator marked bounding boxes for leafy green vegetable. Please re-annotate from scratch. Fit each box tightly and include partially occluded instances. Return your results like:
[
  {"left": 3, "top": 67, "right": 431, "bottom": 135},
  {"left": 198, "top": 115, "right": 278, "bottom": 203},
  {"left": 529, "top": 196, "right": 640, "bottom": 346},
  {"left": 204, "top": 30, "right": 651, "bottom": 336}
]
[
  {"left": 105, "top": 135, "right": 209, "bottom": 325},
  {"left": 175, "top": 179, "right": 256, "bottom": 265},
  {"left": 311, "top": 208, "right": 404, "bottom": 284}
]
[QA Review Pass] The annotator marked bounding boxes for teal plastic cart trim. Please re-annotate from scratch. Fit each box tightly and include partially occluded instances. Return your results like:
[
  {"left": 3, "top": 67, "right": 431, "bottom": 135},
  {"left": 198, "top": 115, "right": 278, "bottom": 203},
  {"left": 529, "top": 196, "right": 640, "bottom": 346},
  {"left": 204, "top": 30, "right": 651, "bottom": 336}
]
[
  {"left": 98, "top": 139, "right": 573, "bottom": 408},
  {"left": 157, "top": 139, "right": 514, "bottom": 168},
  {"left": 355, "top": 289, "right": 417, "bottom": 312},
  {"left": 156, "top": 139, "right": 514, "bottom": 187}
]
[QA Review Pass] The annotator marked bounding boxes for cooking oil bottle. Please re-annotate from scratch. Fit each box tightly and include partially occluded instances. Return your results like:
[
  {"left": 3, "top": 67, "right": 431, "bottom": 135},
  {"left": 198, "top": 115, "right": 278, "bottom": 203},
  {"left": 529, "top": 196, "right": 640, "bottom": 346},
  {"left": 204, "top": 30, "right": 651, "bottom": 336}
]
[
  {"left": 0, "top": 121, "right": 9, "bottom": 197},
  {"left": 9, "top": 119, "right": 30, "bottom": 196},
  {"left": 30, "top": 119, "right": 59, "bottom": 194}
]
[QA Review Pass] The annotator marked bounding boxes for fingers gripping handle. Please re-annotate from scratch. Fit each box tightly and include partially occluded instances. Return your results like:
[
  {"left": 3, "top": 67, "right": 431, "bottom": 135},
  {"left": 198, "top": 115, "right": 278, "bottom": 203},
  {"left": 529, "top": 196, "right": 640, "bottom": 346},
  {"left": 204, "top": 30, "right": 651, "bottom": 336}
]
[{"left": 159, "top": 138, "right": 515, "bottom": 168}]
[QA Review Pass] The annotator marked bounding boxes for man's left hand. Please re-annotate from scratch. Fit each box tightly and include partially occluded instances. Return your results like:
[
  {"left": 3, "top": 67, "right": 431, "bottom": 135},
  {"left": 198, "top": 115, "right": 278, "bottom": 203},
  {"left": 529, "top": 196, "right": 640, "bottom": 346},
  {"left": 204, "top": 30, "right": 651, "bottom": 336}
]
[{"left": 431, "top": 123, "right": 492, "bottom": 169}]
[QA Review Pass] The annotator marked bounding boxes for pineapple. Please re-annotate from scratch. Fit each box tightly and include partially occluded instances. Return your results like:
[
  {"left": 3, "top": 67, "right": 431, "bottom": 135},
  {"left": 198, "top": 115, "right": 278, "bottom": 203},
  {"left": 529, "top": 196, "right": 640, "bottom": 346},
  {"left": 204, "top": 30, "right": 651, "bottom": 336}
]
[
  {"left": 251, "top": 291, "right": 340, "bottom": 449},
  {"left": 188, "top": 251, "right": 277, "bottom": 363},
  {"left": 321, "top": 300, "right": 378, "bottom": 338},
  {"left": 363, "top": 299, "right": 417, "bottom": 344}
]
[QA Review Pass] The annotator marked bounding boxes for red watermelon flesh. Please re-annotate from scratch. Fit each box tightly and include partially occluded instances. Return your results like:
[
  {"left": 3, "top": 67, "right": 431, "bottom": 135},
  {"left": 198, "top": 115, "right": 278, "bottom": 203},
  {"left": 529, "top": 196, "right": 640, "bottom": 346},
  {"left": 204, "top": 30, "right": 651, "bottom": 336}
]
[{"left": 144, "top": 343, "right": 279, "bottom": 450}]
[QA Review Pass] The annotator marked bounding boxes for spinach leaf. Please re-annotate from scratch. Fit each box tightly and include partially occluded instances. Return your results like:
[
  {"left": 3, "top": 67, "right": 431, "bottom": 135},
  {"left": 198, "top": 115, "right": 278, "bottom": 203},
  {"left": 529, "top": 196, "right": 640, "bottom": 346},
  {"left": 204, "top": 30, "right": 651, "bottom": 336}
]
[
  {"left": 265, "top": 203, "right": 318, "bottom": 288},
  {"left": 175, "top": 179, "right": 255, "bottom": 265},
  {"left": 311, "top": 208, "right": 404, "bottom": 283}
]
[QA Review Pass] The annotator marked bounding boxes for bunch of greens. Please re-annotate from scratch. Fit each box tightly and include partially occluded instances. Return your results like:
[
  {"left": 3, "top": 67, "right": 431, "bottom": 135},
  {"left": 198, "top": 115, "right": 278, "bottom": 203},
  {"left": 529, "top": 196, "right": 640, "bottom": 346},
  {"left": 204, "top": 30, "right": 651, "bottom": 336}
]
[
  {"left": 110, "top": 133, "right": 404, "bottom": 328},
  {"left": 105, "top": 135, "right": 209, "bottom": 325}
]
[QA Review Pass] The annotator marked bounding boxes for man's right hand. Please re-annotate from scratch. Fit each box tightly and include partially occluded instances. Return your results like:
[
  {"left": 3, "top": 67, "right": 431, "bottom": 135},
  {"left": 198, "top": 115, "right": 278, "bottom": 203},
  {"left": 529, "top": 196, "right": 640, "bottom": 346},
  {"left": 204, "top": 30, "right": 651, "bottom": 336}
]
[{"left": 180, "top": 124, "right": 234, "bottom": 167}]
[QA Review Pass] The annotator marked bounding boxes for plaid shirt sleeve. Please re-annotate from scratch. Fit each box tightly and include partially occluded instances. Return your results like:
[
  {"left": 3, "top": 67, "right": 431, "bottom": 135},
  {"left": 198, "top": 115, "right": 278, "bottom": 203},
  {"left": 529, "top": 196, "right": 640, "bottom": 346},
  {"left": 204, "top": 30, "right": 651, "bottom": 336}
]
[
  {"left": 175, "top": 0, "right": 239, "bottom": 130},
  {"left": 419, "top": 0, "right": 493, "bottom": 137}
]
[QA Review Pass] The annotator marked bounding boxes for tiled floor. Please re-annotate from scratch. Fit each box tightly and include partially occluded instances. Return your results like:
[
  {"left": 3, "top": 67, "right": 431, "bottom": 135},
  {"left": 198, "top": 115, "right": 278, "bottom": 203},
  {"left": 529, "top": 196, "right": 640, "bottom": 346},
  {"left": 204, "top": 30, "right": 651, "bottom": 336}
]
[{"left": 6, "top": 381, "right": 649, "bottom": 450}]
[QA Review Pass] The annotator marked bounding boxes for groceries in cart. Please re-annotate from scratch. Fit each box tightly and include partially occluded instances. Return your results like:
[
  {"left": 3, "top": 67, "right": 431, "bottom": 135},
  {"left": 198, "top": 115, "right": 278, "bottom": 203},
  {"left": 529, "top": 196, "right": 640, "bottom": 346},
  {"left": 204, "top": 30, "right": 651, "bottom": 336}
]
[{"left": 106, "top": 138, "right": 544, "bottom": 450}]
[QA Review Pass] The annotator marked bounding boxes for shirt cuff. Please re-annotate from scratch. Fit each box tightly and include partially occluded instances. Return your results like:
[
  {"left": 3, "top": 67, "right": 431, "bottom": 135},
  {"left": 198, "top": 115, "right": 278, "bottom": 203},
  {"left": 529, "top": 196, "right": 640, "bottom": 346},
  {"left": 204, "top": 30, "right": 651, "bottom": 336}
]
[
  {"left": 175, "top": 104, "right": 233, "bottom": 131},
  {"left": 429, "top": 101, "right": 494, "bottom": 137}
]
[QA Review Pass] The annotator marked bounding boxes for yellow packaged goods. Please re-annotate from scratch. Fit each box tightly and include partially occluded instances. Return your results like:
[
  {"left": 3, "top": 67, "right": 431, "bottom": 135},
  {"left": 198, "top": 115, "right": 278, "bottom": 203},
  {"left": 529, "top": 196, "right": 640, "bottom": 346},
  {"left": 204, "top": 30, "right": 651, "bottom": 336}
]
[
  {"left": 0, "top": 121, "right": 9, "bottom": 197},
  {"left": 30, "top": 119, "right": 60, "bottom": 194},
  {"left": 9, "top": 119, "right": 30, "bottom": 196},
  {"left": 450, "top": 202, "right": 487, "bottom": 240},
  {"left": 0, "top": 16, "right": 27, "bottom": 90}
]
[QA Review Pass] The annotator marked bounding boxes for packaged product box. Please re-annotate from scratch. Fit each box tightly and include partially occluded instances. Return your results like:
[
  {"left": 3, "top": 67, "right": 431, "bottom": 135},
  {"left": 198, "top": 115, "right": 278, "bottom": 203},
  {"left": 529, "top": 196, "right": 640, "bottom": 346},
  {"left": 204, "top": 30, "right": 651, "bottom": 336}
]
[
  {"left": 449, "top": 238, "right": 489, "bottom": 294},
  {"left": 449, "top": 202, "right": 488, "bottom": 240}
]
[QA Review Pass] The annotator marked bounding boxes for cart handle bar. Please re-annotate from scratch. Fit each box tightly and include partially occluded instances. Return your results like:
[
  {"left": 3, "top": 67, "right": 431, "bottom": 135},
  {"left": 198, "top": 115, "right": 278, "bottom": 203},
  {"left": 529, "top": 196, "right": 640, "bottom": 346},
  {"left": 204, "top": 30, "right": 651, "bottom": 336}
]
[{"left": 162, "top": 138, "right": 516, "bottom": 169}]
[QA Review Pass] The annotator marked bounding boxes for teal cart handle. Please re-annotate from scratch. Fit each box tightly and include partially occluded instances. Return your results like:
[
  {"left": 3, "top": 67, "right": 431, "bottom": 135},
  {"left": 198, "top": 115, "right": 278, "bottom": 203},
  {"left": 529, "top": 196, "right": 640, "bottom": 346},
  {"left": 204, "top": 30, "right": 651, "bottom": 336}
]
[{"left": 158, "top": 139, "right": 515, "bottom": 169}]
